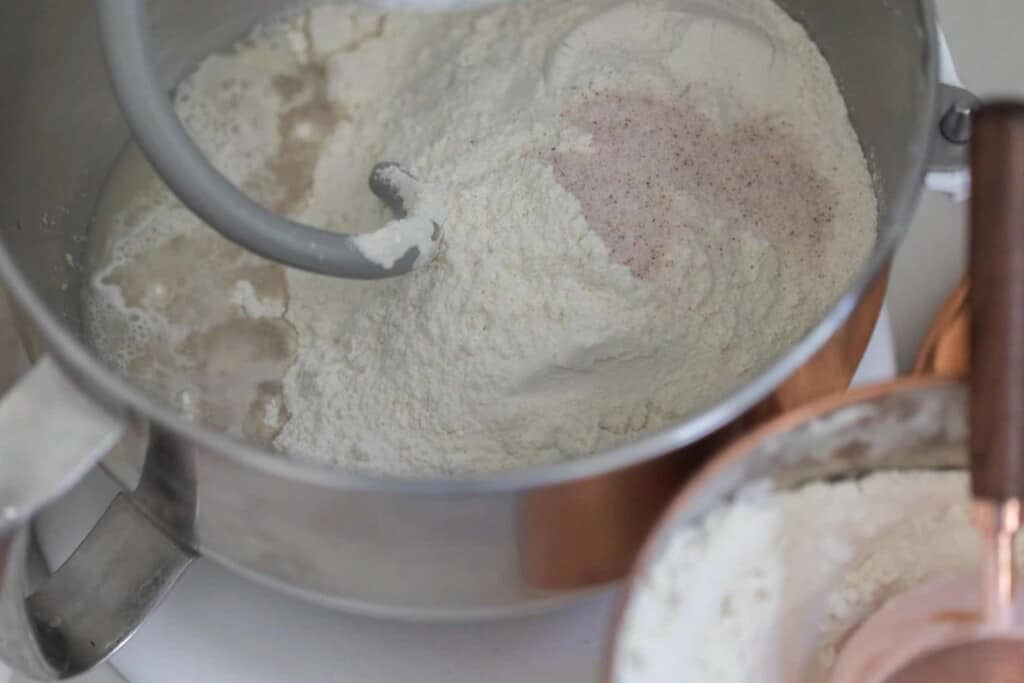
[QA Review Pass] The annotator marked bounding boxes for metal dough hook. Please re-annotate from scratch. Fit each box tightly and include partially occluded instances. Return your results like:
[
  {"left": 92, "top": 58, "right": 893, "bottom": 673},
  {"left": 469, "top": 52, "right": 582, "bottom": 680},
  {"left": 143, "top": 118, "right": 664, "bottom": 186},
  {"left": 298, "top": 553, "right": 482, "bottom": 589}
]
[{"left": 96, "top": 0, "right": 443, "bottom": 279}]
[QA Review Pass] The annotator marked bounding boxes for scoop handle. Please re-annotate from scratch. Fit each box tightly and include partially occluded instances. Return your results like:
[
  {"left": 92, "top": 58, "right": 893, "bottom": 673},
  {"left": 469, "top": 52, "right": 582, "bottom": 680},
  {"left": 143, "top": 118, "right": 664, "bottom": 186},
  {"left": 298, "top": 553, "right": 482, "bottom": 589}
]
[{"left": 970, "top": 102, "right": 1024, "bottom": 502}]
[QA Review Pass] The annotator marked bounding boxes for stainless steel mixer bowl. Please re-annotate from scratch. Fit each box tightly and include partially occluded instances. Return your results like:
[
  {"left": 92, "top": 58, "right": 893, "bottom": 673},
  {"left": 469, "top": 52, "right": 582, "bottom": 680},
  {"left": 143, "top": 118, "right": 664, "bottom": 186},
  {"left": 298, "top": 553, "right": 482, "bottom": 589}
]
[{"left": 0, "top": 0, "right": 956, "bottom": 678}]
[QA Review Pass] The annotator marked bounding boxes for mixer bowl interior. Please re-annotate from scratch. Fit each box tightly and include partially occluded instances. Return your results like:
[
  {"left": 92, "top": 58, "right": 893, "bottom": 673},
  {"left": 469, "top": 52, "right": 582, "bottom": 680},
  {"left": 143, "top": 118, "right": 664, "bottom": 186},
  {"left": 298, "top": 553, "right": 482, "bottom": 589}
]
[{"left": 0, "top": 0, "right": 936, "bottom": 480}]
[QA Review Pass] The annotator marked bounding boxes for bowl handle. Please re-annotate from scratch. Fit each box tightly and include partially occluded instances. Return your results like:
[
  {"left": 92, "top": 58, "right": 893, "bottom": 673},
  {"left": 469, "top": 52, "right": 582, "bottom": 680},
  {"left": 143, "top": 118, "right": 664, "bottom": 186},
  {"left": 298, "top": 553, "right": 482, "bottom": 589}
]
[
  {"left": 969, "top": 103, "right": 1024, "bottom": 503},
  {"left": 0, "top": 358, "right": 194, "bottom": 679}
]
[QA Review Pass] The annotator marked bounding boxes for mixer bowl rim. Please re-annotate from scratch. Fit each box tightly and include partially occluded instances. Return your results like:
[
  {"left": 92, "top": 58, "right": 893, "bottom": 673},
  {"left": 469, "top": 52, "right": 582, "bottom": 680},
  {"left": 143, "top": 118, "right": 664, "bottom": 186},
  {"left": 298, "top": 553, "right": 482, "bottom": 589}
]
[{"left": 0, "top": 2, "right": 938, "bottom": 495}]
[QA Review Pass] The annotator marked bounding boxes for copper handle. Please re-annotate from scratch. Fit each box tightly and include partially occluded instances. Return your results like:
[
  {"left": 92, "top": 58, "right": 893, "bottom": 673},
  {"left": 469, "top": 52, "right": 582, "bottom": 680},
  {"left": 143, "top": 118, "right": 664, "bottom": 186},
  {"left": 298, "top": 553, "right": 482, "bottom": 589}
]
[{"left": 970, "top": 102, "right": 1024, "bottom": 502}]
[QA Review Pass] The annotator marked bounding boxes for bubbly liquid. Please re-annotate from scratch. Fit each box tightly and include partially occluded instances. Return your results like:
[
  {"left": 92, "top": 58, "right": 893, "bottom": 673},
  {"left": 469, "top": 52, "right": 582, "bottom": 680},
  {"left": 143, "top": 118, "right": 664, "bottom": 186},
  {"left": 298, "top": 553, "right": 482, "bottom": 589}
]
[
  {"left": 85, "top": 145, "right": 295, "bottom": 442},
  {"left": 82, "top": 23, "right": 339, "bottom": 444}
]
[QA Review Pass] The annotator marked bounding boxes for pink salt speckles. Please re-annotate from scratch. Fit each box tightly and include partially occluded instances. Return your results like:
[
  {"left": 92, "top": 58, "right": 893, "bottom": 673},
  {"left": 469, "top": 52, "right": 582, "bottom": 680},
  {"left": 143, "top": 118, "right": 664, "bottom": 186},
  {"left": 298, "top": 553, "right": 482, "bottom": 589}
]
[{"left": 548, "top": 91, "right": 838, "bottom": 278}]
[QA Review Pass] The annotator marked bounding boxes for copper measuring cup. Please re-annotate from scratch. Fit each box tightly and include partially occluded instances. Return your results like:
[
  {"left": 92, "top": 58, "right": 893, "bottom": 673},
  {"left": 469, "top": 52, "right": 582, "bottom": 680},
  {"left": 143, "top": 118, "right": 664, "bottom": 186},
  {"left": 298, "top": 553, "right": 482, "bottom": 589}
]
[{"left": 606, "top": 102, "right": 1024, "bottom": 683}]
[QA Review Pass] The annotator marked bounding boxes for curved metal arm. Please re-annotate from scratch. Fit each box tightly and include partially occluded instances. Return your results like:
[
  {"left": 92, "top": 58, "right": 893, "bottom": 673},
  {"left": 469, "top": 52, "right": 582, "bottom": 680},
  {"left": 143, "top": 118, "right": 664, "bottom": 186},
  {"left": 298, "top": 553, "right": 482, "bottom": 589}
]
[
  {"left": 96, "top": 0, "right": 443, "bottom": 279},
  {"left": 0, "top": 359, "right": 193, "bottom": 679}
]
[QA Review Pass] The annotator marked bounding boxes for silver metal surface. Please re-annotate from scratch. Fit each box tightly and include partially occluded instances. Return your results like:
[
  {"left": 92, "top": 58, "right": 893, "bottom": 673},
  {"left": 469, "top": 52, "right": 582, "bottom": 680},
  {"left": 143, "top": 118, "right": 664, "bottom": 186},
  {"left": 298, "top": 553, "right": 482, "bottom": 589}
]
[
  {"left": 0, "top": 358, "right": 124, "bottom": 530},
  {"left": 0, "top": 0, "right": 945, "bottom": 661},
  {"left": 931, "top": 83, "right": 984, "bottom": 172},
  {"left": 0, "top": 358, "right": 192, "bottom": 679},
  {"left": 942, "top": 97, "right": 977, "bottom": 144},
  {"left": 1, "top": 497, "right": 193, "bottom": 680},
  {"left": 97, "top": 0, "right": 441, "bottom": 279}
]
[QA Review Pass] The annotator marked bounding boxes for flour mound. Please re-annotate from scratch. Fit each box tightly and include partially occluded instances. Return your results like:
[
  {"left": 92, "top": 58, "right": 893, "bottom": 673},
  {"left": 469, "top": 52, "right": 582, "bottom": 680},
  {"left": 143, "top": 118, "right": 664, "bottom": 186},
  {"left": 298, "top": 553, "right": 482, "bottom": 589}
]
[
  {"left": 275, "top": 0, "right": 875, "bottom": 475},
  {"left": 85, "top": 0, "right": 876, "bottom": 476}
]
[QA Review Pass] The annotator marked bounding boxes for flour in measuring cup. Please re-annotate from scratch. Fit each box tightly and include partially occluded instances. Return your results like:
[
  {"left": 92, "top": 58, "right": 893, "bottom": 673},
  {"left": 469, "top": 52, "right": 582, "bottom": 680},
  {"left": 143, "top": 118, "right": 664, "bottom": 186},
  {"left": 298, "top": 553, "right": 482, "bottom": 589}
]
[
  {"left": 613, "top": 469, "right": 1014, "bottom": 683},
  {"left": 84, "top": 0, "right": 876, "bottom": 476}
]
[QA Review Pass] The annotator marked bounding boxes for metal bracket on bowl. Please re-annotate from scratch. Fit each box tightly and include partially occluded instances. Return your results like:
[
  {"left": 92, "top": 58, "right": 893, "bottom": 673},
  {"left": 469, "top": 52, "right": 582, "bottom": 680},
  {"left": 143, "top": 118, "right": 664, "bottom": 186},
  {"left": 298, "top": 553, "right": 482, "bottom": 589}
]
[
  {"left": 0, "top": 358, "right": 195, "bottom": 680},
  {"left": 925, "top": 28, "right": 982, "bottom": 202},
  {"left": 930, "top": 83, "right": 984, "bottom": 174}
]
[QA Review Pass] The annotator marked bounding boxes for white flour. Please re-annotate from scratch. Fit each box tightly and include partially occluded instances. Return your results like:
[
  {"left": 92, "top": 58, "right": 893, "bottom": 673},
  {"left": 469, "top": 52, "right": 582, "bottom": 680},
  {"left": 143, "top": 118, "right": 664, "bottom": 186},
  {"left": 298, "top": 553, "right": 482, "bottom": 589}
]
[
  {"left": 84, "top": 0, "right": 875, "bottom": 476},
  {"left": 613, "top": 469, "right": 1019, "bottom": 683}
]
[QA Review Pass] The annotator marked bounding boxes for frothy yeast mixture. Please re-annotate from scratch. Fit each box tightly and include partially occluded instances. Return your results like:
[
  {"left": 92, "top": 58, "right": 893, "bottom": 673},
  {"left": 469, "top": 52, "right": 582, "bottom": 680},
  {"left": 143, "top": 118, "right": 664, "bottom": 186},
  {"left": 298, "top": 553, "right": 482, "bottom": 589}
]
[{"left": 85, "top": 0, "right": 876, "bottom": 476}]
